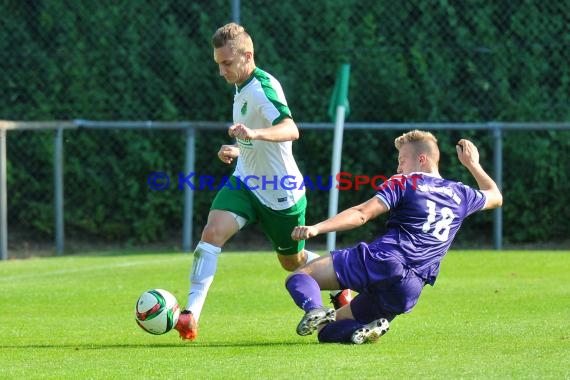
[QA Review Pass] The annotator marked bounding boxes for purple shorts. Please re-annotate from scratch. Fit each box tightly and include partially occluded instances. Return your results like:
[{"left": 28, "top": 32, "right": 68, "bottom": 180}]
[{"left": 331, "top": 242, "right": 425, "bottom": 323}]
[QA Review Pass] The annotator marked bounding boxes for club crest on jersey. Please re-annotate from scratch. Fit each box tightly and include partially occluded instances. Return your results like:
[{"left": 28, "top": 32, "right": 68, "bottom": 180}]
[
  {"left": 240, "top": 101, "right": 248, "bottom": 115},
  {"left": 237, "top": 137, "right": 253, "bottom": 148}
]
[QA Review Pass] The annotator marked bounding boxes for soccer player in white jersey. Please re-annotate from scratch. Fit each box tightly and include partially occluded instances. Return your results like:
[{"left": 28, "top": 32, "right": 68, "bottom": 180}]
[
  {"left": 285, "top": 130, "right": 503, "bottom": 343},
  {"left": 175, "top": 22, "right": 350, "bottom": 340}
]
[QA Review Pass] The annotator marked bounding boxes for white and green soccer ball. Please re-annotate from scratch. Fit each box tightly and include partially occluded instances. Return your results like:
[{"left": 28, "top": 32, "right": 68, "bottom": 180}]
[{"left": 135, "top": 289, "right": 180, "bottom": 335}]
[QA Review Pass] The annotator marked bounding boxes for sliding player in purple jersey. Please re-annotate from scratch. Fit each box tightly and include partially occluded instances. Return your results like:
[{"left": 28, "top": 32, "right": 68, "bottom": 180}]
[{"left": 285, "top": 130, "right": 503, "bottom": 344}]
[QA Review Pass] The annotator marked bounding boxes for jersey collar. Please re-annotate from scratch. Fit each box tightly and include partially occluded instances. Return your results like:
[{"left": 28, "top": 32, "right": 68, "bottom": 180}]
[
  {"left": 236, "top": 67, "right": 259, "bottom": 93},
  {"left": 408, "top": 171, "right": 442, "bottom": 179}
]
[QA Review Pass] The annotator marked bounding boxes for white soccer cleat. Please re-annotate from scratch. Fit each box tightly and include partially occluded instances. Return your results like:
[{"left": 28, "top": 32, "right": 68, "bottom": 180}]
[
  {"left": 351, "top": 318, "right": 390, "bottom": 344},
  {"left": 296, "top": 307, "right": 336, "bottom": 336}
]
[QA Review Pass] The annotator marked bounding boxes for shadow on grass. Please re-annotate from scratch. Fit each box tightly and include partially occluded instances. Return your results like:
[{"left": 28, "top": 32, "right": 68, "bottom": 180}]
[{"left": 1, "top": 341, "right": 317, "bottom": 350}]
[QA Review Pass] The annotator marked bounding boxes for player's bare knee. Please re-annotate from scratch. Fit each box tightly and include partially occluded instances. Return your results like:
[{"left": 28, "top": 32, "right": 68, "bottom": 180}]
[
  {"left": 200, "top": 224, "right": 231, "bottom": 247},
  {"left": 278, "top": 256, "right": 303, "bottom": 272},
  {"left": 279, "top": 261, "right": 299, "bottom": 272}
]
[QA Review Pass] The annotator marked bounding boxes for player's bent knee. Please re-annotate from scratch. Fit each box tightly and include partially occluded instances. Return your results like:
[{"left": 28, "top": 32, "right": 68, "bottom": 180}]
[
  {"left": 278, "top": 255, "right": 303, "bottom": 272},
  {"left": 201, "top": 225, "right": 233, "bottom": 247},
  {"left": 279, "top": 261, "right": 299, "bottom": 272}
]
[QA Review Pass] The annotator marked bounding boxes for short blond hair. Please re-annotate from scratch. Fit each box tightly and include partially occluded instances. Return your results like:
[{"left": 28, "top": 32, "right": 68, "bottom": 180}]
[
  {"left": 395, "top": 130, "right": 440, "bottom": 160},
  {"left": 211, "top": 22, "right": 254, "bottom": 55}
]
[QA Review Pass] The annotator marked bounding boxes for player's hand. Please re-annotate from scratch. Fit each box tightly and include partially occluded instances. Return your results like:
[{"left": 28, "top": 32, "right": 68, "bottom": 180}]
[
  {"left": 228, "top": 123, "right": 258, "bottom": 140},
  {"left": 218, "top": 144, "right": 239, "bottom": 164},
  {"left": 456, "top": 139, "right": 480, "bottom": 168},
  {"left": 291, "top": 225, "right": 319, "bottom": 241}
]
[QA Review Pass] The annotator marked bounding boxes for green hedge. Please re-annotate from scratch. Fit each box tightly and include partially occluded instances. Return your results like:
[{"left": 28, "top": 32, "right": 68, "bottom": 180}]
[{"left": 2, "top": 1, "right": 569, "bottom": 247}]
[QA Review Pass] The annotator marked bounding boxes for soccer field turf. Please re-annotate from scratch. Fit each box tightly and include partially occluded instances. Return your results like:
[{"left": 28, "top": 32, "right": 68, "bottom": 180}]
[{"left": 1, "top": 250, "right": 569, "bottom": 379}]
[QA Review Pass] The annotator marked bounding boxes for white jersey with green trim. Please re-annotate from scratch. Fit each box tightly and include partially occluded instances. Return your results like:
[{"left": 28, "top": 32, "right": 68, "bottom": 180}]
[{"left": 231, "top": 67, "right": 305, "bottom": 210}]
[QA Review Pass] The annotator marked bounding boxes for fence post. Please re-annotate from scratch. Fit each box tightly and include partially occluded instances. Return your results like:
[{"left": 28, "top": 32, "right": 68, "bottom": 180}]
[
  {"left": 54, "top": 128, "right": 64, "bottom": 255},
  {"left": 326, "top": 64, "right": 351, "bottom": 252},
  {"left": 232, "top": 0, "right": 240, "bottom": 23},
  {"left": 182, "top": 126, "right": 196, "bottom": 253},
  {"left": 492, "top": 124, "right": 503, "bottom": 250},
  {"left": 0, "top": 128, "right": 7, "bottom": 260}
]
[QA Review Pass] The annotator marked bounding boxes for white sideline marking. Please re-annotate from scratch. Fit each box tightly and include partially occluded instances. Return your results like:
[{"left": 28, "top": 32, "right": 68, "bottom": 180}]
[{"left": 0, "top": 257, "right": 186, "bottom": 282}]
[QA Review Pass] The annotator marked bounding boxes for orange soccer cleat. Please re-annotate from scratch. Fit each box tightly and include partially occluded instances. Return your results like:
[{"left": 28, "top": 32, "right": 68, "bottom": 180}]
[
  {"left": 175, "top": 310, "right": 198, "bottom": 341},
  {"left": 330, "top": 289, "right": 353, "bottom": 309}
]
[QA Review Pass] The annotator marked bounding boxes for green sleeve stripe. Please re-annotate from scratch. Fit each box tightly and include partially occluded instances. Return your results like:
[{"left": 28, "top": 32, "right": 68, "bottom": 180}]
[{"left": 253, "top": 68, "right": 291, "bottom": 125}]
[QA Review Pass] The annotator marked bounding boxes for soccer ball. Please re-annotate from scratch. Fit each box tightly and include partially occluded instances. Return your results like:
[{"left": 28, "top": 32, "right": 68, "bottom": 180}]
[{"left": 135, "top": 289, "right": 180, "bottom": 335}]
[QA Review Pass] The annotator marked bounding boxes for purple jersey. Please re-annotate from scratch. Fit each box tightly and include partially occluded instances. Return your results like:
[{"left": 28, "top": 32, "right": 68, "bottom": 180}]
[{"left": 371, "top": 172, "right": 486, "bottom": 284}]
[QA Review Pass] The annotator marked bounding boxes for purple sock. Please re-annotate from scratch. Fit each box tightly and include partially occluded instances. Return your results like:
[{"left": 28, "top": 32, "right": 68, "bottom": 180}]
[
  {"left": 318, "top": 319, "right": 364, "bottom": 343},
  {"left": 285, "top": 273, "right": 323, "bottom": 312}
]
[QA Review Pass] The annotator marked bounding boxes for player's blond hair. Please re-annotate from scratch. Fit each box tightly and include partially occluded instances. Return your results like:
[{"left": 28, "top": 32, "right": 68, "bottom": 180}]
[
  {"left": 395, "top": 130, "right": 440, "bottom": 161},
  {"left": 212, "top": 22, "right": 254, "bottom": 55}
]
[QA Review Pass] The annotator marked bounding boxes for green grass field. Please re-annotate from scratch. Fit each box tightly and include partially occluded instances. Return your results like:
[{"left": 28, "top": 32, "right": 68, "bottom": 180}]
[{"left": 1, "top": 250, "right": 569, "bottom": 379}]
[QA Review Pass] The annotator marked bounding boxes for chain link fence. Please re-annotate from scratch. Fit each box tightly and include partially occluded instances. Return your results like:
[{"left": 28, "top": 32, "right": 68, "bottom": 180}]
[{"left": 2, "top": 1, "right": 569, "bottom": 256}]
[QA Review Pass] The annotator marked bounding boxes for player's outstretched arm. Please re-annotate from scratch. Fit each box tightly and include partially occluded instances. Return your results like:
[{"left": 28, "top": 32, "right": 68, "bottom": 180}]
[
  {"left": 291, "top": 196, "right": 388, "bottom": 241},
  {"left": 456, "top": 139, "right": 503, "bottom": 210}
]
